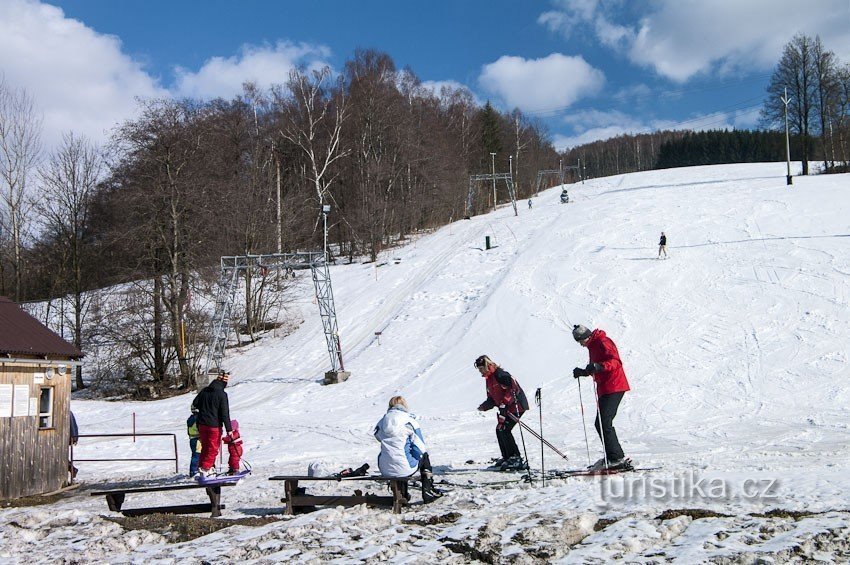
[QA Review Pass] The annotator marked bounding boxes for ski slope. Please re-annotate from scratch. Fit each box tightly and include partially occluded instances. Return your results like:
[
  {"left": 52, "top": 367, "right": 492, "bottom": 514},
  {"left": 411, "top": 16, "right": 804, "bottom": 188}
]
[{"left": 3, "top": 162, "right": 850, "bottom": 562}]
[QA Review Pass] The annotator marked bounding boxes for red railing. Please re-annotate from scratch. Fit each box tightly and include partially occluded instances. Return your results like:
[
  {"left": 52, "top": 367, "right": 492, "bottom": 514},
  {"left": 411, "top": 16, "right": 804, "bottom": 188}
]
[{"left": 70, "top": 433, "right": 179, "bottom": 473}]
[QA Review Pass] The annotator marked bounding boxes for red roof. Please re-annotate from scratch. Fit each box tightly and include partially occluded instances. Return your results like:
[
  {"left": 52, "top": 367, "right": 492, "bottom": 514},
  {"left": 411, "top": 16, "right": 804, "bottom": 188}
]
[{"left": 0, "top": 297, "right": 83, "bottom": 359}]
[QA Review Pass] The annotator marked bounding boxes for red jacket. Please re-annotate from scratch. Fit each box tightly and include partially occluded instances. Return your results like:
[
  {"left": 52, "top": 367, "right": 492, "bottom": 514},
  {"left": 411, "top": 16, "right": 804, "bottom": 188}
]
[
  {"left": 479, "top": 367, "right": 529, "bottom": 418},
  {"left": 586, "top": 329, "right": 630, "bottom": 395}
]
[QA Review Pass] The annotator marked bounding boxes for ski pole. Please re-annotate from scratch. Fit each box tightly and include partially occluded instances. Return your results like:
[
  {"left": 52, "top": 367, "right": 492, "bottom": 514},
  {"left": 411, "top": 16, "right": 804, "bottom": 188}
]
[
  {"left": 577, "top": 378, "right": 592, "bottom": 466},
  {"left": 535, "top": 387, "right": 544, "bottom": 487},
  {"left": 506, "top": 412, "right": 569, "bottom": 461},
  {"left": 593, "top": 380, "right": 609, "bottom": 469}
]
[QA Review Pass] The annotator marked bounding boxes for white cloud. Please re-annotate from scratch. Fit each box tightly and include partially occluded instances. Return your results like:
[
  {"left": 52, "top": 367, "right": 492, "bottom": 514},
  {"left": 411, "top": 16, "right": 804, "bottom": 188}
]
[
  {"left": 552, "top": 106, "right": 759, "bottom": 150},
  {"left": 540, "top": 0, "right": 850, "bottom": 82},
  {"left": 0, "top": 0, "right": 168, "bottom": 149},
  {"left": 478, "top": 53, "right": 604, "bottom": 112},
  {"left": 173, "top": 41, "right": 332, "bottom": 100},
  {"left": 419, "top": 80, "right": 482, "bottom": 105}
]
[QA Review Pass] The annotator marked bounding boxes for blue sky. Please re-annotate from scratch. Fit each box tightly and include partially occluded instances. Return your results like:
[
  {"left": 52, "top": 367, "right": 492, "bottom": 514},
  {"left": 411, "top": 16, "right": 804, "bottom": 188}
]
[{"left": 1, "top": 0, "right": 848, "bottom": 151}]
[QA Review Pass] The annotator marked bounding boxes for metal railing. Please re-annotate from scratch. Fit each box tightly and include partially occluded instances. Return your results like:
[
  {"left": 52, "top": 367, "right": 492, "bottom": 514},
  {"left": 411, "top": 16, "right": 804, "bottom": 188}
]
[{"left": 70, "top": 433, "right": 179, "bottom": 473}]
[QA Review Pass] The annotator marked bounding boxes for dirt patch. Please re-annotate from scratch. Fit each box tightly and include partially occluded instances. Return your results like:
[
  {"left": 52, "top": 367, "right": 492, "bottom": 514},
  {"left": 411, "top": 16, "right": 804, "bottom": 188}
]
[
  {"left": 0, "top": 493, "right": 65, "bottom": 509},
  {"left": 106, "top": 513, "right": 280, "bottom": 543},
  {"left": 656, "top": 508, "right": 732, "bottom": 520},
  {"left": 442, "top": 539, "right": 499, "bottom": 564},
  {"left": 403, "top": 512, "right": 463, "bottom": 526},
  {"left": 751, "top": 509, "right": 818, "bottom": 520},
  {"left": 594, "top": 517, "right": 617, "bottom": 531}
]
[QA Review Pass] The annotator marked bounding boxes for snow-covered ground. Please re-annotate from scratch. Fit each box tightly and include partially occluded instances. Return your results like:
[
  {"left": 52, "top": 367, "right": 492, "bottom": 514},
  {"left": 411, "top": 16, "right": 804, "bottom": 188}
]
[{"left": 3, "top": 162, "right": 850, "bottom": 563}]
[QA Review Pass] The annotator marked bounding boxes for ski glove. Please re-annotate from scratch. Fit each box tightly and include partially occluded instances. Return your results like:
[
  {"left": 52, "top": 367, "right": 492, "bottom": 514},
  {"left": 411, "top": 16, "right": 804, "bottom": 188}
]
[
  {"left": 573, "top": 367, "right": 590, "bottom": 378},
  {"left": 586, "top": 362, "right": 603, "bottom": 374}
]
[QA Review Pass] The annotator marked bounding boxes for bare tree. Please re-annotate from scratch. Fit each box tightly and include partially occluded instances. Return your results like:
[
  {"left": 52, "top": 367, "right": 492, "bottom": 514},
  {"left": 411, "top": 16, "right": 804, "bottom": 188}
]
[
  {"left": 38, "top": 132, "right": 103, "bottom": 389},
  {"left": 276, "top": 67, "right": 349, "bottom": 220},
  {"left": 0, "top": 79, "right": 42, "bottom": 300},
  {"left": 761, "top": 34, "right": 818, "bottom": 175},
  {"left": 812, "top": 37, "right": 840, "bottom": 171}
]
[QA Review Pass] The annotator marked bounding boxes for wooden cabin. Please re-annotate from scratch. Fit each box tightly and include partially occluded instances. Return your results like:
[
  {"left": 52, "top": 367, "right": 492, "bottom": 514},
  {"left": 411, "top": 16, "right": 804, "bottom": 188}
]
[{"left": 0, "top": 297, "right": 83, "bottom": 500}]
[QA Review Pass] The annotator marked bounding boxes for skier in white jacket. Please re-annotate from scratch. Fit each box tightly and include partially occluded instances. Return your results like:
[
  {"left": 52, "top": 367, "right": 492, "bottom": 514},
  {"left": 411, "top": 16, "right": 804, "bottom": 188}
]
[{"left": 374, "top": 396, "right": 443, "bottom": 503}]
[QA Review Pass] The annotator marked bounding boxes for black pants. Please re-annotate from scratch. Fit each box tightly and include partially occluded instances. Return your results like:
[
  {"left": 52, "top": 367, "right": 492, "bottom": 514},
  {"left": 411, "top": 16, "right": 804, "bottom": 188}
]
[
  {"left": 399, "top": 452, "right": 434, "bottom": 501},
  {"left": 496, "top": 419, "right": 521, "bottom": 459},
  {"left": 594, "top": 392, "right": 625, "bottom": 461}
]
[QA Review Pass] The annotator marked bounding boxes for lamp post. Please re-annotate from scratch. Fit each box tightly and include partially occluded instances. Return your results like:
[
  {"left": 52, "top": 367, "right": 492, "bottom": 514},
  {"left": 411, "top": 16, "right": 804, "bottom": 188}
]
[
  {"left": 782, "top": 87, "right": 793, "bottom": 186},
  {"left": 322, "top": 204, "right": 331, "bottom": 260},
  {"left": 490, "top": 152, "right": 497, "bottom": 212},
  {"left": 509, "top": 154, "right": 513, "bottom": 180}
]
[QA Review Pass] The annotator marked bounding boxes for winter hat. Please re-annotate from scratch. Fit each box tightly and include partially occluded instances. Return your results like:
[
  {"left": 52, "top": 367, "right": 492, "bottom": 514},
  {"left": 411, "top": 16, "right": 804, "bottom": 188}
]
[{"left": 572, "top": 325, "right": 592, "bottom": 342}]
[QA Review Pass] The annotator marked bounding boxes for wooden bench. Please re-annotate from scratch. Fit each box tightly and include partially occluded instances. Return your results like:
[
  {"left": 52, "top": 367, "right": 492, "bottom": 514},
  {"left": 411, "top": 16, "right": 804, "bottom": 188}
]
[
  {"left": 91, "top": 482, "right": 233, "bottom": 518},
  {"left": 269, "top": 475, "right": 411, "bottom": 515}
]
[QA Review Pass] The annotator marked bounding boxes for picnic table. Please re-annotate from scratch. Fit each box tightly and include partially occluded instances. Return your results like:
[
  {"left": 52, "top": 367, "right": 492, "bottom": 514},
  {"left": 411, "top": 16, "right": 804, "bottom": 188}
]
[
  {"left": 91, "top": 482, "right": 233, "bottom": 518},
  {"left": 269, "top": 475, "right": 411, "bottom": 514}
]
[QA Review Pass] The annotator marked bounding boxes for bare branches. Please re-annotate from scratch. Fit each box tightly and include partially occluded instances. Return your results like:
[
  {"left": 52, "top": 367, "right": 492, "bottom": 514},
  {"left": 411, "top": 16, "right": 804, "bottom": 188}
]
[{"left": 0, "top": 79, "right": 42, "bottom": 299}]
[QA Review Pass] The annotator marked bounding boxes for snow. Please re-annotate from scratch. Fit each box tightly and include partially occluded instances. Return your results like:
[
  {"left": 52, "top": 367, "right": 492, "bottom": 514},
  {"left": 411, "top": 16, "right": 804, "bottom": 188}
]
[{"left": 3, "top": 162, "right": 850, "bottom": 562}]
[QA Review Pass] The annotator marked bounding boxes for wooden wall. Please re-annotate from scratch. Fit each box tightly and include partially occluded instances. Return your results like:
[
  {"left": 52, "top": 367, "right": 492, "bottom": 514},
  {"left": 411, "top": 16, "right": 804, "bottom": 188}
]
[{"left": 0, "top": 363, "right": 71, "bottom": 500}]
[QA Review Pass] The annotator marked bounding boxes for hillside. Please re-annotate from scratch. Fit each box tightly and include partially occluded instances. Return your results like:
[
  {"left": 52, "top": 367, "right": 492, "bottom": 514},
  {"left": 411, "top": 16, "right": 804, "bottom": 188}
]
[{"left": 4, "top": 162, "right": 850, "bottom": 562}]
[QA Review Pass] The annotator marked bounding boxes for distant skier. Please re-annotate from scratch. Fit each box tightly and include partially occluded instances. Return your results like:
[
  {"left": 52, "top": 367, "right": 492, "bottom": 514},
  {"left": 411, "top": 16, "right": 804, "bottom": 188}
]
[
  {"left": 528, "top": 198, "right": 533, "bottom": 209},
  {"left": 192, "top": 371, "right": 235, "bottom": 478},
  {"left": 374, "top": 396, "right": 443, "bottom": 503},
  {"left": 658, "top": 231, "right": 667, "bottom": 258},
  {"left": 475, "top": 355, "right": 529, "bottom": 471},
  {"left": 571, "top": 325, "right": 631, "bottom": 471}
]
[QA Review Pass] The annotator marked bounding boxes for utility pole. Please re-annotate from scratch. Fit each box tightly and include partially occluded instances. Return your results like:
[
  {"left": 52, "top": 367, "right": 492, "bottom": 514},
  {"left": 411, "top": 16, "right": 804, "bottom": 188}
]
[
  {"left": 490, "top": 152, "right": 497, "bottom": 212},
  {"left": 781, "top": 87, "right": 793, "bottom": 186}
]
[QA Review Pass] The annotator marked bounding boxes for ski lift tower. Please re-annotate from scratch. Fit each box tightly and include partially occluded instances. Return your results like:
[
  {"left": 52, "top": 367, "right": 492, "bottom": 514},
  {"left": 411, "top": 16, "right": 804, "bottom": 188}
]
[
  {"left": 204, "top": 251, "right": 349, "bottom": 386},
  {"left": 465, "top": 173, "right": 518, "bottom": 218}
]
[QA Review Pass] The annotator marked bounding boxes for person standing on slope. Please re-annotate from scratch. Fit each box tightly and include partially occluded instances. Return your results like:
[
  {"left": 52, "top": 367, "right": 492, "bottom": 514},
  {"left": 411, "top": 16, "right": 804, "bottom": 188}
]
[
  {"left": 475, "top": 355, "right": 530, "bottom": 471},
  {"left": 192, "top": 371, "right": 235, "bottom": 477},
  {"left": 571, "top": 325, "right": 631, "bottom": 470},
  {"left": 374, "top": 396, "right": 443, "bottom": 503},
  {"left": 658, "top": 231, "right": 667, "bottom": 258}
]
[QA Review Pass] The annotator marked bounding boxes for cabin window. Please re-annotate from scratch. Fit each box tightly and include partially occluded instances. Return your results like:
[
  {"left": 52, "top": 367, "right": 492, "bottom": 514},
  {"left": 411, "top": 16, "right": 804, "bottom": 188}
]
[{"left": 38, "top": 387, "right": 53, "bottom": 428}]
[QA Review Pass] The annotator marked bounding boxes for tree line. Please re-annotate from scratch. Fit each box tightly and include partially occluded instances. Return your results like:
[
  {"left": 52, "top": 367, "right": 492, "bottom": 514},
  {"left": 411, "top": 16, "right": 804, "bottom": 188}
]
[
  {"left": 0, "top": 49, "right": 558, "bottom": 393},
  {"left": 562, "top": 33, "right": 850, "bottom": 178}
]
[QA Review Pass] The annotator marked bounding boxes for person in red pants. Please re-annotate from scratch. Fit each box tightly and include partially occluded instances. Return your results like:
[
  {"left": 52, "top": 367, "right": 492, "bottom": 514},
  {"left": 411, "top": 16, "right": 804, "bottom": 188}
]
[
  {"left": 221, "top": 419, "right": 243, "bottom": 475},
  {"left": 191, "top": 371, "right": 234, "bottom": 477}
]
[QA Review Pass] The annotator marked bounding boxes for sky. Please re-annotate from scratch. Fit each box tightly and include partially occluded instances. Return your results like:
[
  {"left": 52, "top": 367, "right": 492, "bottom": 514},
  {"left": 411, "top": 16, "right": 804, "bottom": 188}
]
[{"left": 1, "top": 0, "right": 849, "bottom": 152}]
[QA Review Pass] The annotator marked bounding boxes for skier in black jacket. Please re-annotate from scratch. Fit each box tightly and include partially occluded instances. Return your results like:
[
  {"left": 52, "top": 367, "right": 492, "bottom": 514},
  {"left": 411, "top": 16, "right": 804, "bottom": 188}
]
[{"left": 192, "top": 371, "right": 234, "bottom": 477}]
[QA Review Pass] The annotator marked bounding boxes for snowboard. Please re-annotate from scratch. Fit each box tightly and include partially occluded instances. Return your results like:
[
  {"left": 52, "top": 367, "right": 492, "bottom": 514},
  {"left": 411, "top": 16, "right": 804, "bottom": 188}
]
[{"left": 195, "top": 469, "right": 251, "bottom": 486}]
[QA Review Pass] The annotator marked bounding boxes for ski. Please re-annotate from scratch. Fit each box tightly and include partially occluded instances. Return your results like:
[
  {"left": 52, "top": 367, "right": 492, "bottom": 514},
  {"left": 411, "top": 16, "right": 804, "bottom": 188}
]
[{"left": 547, "top": 465, "right": 660, "bottom": 478}]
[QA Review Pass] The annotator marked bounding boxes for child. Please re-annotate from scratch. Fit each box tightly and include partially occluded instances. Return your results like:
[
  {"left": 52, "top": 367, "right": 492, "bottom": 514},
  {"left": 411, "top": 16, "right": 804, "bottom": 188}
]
[
  {"left": 221, "top": 419, "right": 243, "bottom": 475},
  {"left": 187, "top": 408, "right": 202, "bottom": 477}
]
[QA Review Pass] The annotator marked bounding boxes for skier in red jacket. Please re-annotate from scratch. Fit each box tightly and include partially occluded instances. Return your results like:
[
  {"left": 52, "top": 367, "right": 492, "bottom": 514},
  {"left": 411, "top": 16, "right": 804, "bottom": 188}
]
[
  {"left": 475, "top": 355, "right": 530, "bottom": 471},
  {"left": 572, "top": 325, "right": 630, "bottom": 470}
]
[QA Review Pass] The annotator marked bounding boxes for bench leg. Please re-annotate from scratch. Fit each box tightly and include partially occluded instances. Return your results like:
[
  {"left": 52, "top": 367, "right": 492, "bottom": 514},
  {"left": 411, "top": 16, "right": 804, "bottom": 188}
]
[
  {"left": 106, "top": 493, "right": 125, "bottom": 512},
  {"left": 390, "top": 480, "right": 404, "bottom": 514},
  {"left": 206, "top": 486, "right": 222, "bottom": 518},
  {"left": 284, "top": 480, "right": 299, "bottom": 516}
]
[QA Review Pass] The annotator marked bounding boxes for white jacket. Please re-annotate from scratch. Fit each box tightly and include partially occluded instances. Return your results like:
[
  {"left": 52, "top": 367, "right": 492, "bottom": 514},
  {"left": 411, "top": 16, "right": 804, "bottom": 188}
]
[{"left": 374, "top": 407, "right": 427, "bottom": 477}]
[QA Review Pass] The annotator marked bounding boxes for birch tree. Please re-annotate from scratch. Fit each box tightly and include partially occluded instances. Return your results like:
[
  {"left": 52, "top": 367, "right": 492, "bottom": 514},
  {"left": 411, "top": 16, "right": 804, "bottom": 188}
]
[{"left": 0, "top": 80, "right": 41, "bottom": 300}]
